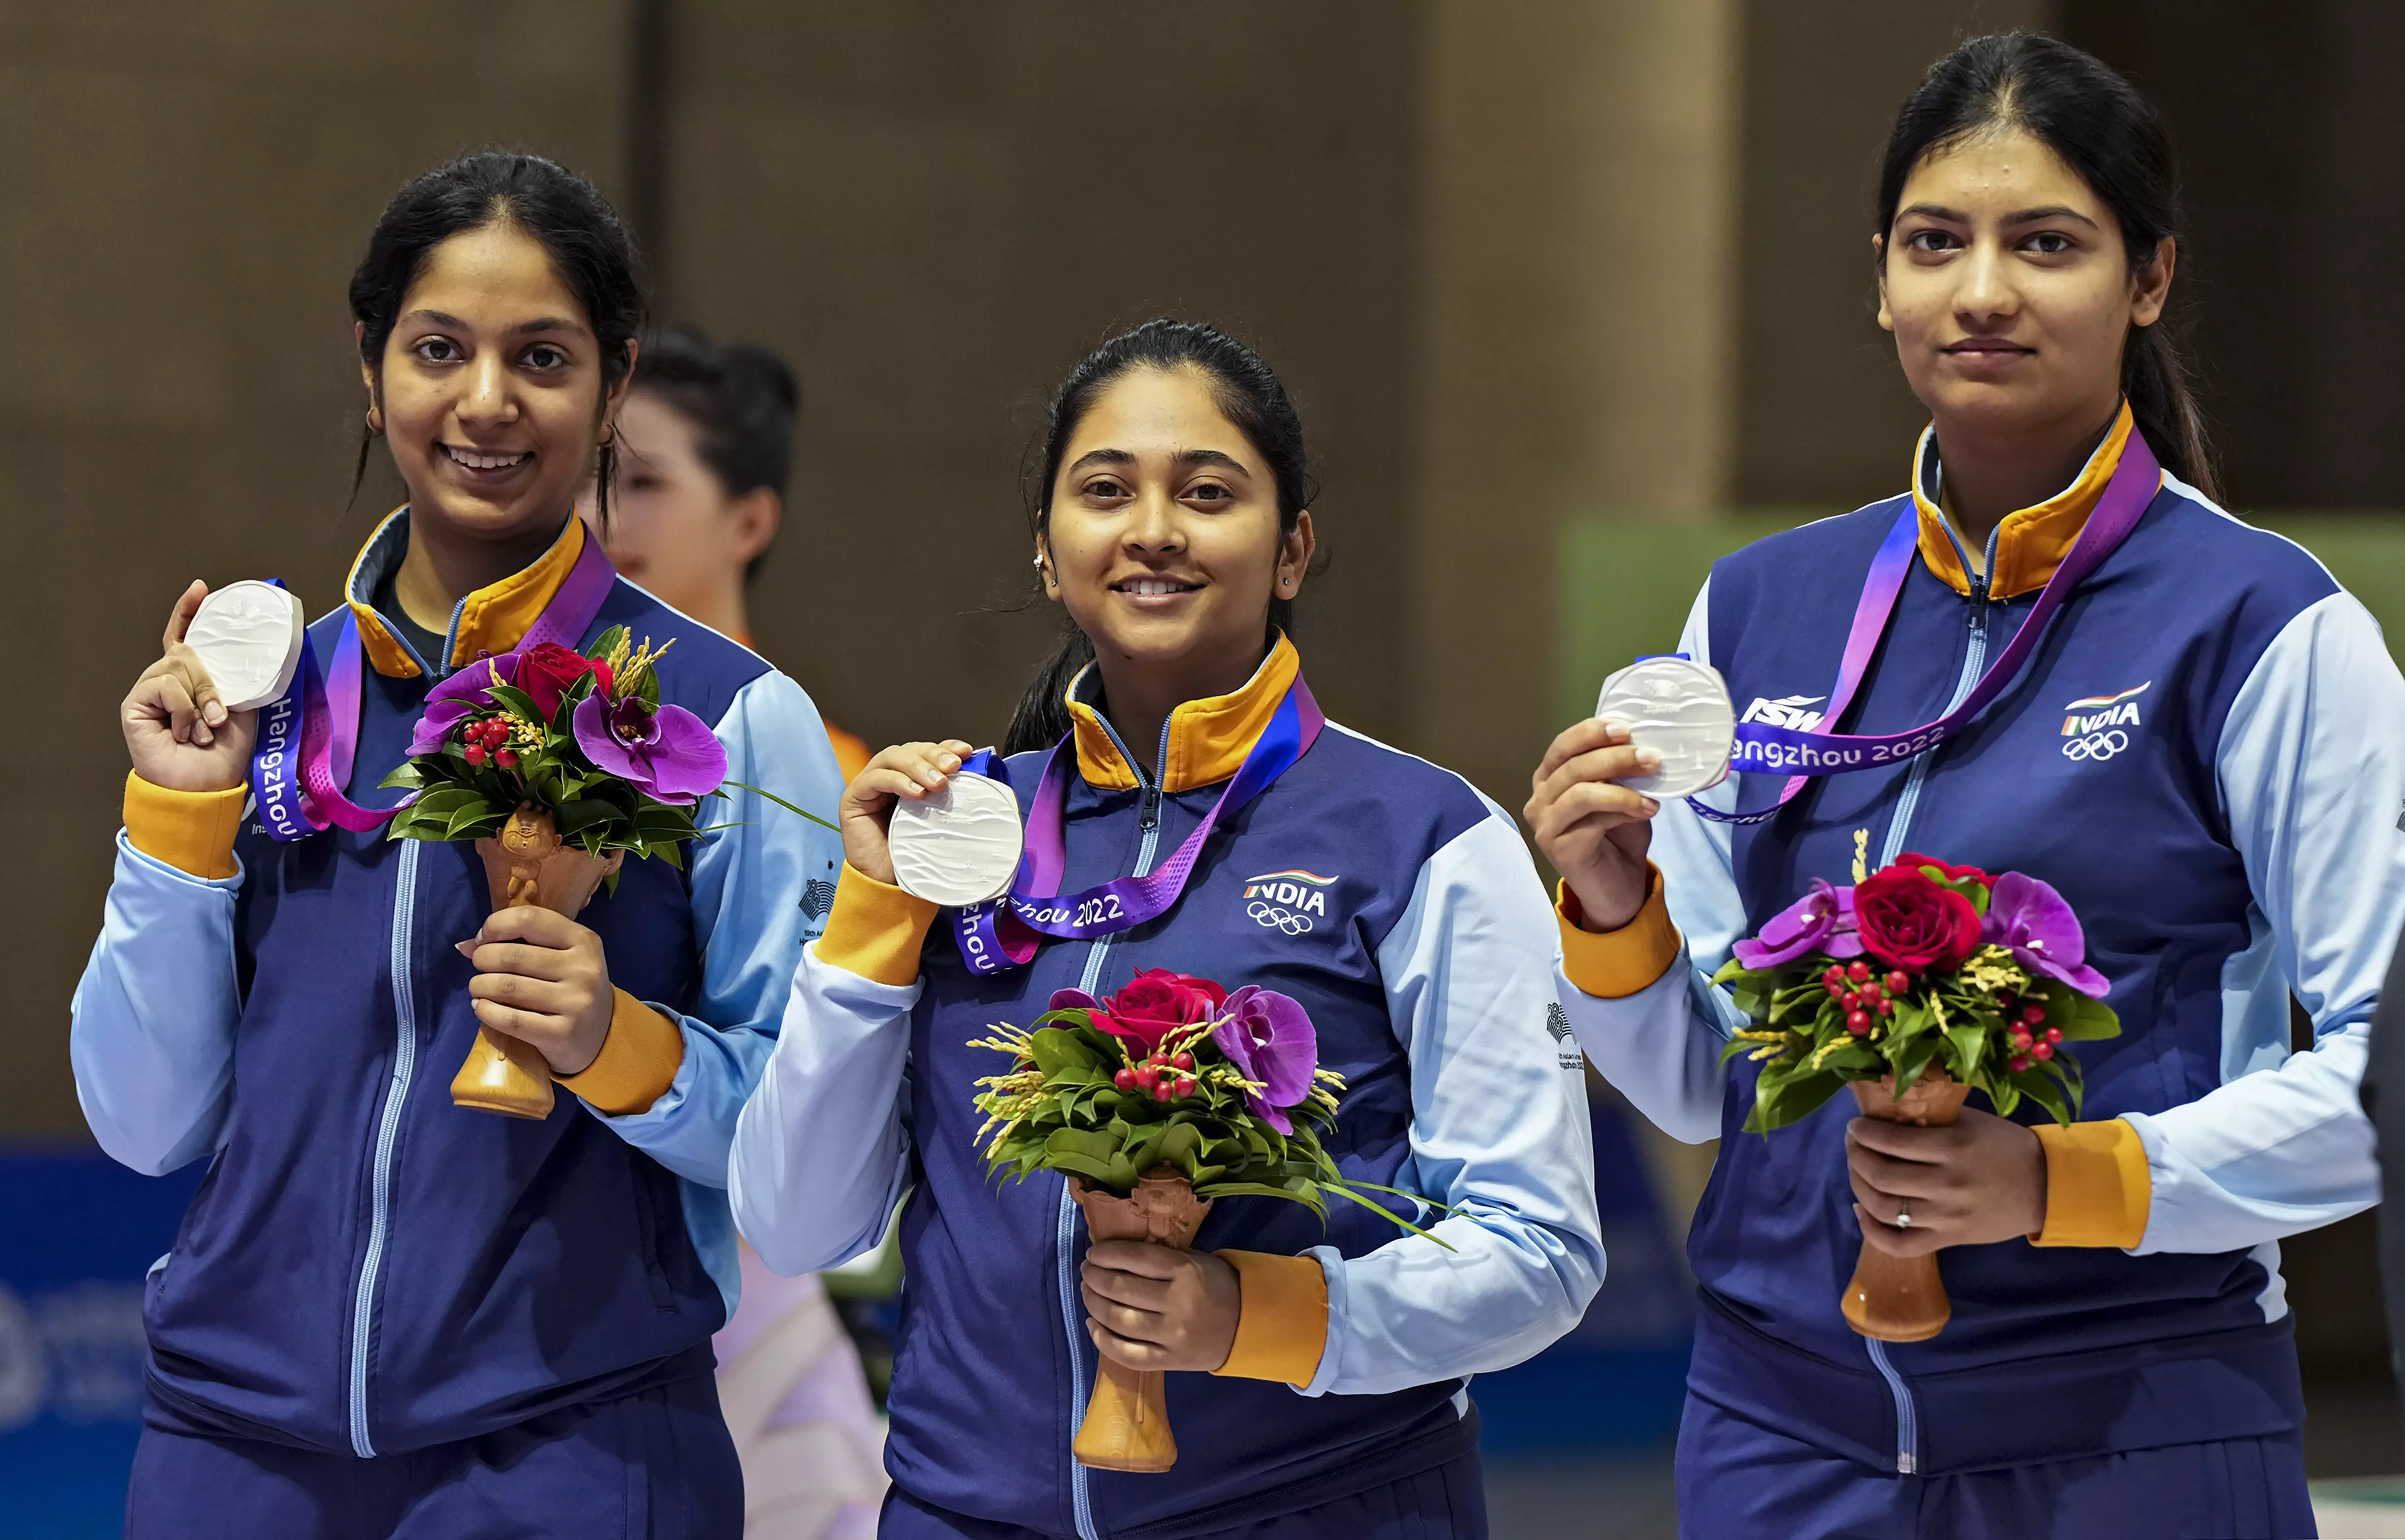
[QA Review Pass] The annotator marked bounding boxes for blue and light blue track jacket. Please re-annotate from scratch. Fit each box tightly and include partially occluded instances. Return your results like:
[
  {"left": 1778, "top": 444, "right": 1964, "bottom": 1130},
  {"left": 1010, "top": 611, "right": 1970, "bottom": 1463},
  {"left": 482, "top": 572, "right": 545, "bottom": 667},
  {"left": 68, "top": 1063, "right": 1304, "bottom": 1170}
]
[
  {"left": 733, "top": 637, "right": 1603, "bottom": 1539},
  {"left": 1558, "top": 409, "right": 2405, "bottom": 1476},
  {"left": 70, "top": 510, "right": 844, "bottom": 1457}
]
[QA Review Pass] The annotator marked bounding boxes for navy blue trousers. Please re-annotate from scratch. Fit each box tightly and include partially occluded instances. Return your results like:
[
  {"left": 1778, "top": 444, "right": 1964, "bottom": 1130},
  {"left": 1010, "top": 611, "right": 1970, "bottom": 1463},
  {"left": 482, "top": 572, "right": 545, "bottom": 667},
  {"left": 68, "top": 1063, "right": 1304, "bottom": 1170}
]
[
  {"left": 879, "top": 1452, "right": 1485, "bottom": 1539},
  {"left": 125, "top": 1373, "right": 743, "bottom": 1539},
  {"left": 1676, "top": 1392, "right": 2315, "bottom": 1539}
]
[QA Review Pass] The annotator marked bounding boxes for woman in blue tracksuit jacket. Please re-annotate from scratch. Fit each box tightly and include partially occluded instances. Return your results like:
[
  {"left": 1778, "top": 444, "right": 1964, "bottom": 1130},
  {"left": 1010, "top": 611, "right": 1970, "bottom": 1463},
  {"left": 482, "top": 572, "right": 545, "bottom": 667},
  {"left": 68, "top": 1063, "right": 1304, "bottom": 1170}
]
[
  {"left": 1530, "top": 35, "right": 2405, "bottom": 1539},
  {"left": 731, "top": 319, "right": 1604, "bottom": 1539},
  {"left": 72, "top": 152, "right": 843, "bottom": 1536}
]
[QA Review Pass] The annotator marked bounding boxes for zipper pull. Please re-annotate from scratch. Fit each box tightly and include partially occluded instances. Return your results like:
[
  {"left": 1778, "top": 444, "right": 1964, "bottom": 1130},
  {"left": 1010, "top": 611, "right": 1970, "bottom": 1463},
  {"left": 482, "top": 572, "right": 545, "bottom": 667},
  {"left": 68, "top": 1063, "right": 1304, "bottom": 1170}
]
[
  {"left": 1969, "top": 575, "right": 1989, "bottom": 635},
  {"left": 1138, "top": 786, "right": 1160, "bottom": 831}
]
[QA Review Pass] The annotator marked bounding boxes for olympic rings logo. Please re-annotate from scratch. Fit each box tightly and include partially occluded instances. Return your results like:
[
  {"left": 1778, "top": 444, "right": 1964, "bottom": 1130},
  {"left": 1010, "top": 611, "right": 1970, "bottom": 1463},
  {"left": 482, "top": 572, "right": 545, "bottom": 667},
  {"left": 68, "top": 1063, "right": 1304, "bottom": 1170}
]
[
  {"left": 2062, "top": 730, "right": 2129, "bottom": 762},
  {"left": 1247, "top": 901, "right": 1315, "bottom": 935}
]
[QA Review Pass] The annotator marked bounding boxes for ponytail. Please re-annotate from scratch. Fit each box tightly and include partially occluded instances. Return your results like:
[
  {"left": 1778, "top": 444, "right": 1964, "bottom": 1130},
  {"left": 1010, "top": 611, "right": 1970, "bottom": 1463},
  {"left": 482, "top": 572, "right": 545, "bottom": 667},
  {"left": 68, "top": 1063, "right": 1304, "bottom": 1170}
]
[{"left": 2122, "top": 313, "right": 2216, "bottom": 500}]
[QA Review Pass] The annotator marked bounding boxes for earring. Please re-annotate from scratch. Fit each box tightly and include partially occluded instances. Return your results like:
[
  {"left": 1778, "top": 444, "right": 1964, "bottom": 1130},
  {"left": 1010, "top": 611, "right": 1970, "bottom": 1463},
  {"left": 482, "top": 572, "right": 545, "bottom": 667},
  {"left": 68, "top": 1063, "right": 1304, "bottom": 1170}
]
[
  {"left": 1032, "top": 555, "right": 1045, "bottom": 569},
  {"left": 364, "top": 408, "right": 382, "bottom": 436}
]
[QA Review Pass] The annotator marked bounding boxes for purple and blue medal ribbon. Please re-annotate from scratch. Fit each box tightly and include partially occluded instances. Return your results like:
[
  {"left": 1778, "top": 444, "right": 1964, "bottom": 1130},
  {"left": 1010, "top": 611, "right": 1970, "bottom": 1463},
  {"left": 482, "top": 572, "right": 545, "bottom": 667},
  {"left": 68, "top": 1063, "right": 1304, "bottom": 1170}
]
[
  {"left": 1687, "top": 427, "right": 2162, "bottom": 827},
  {"left": 952, "top": 676, "right": 1326, "bottom": 975},
  {"left": 250, "top": 528, "right": 619, "bottom": 842}
]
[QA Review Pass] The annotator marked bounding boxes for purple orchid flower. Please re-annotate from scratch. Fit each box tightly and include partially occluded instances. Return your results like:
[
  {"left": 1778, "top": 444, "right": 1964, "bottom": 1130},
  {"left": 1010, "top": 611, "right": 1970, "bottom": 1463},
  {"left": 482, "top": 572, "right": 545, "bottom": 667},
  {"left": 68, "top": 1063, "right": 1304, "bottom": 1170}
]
[
  {"left": 1732, "top": 879, "right": 1865, "bottom": 970},
  {"left": 1048, "top": 988, "right": 1105, "bottom": 1016},
  {"left": 571, "top": 691, "right": 728, "bottom": 806},
  {"left": 1981, "top": 872, "right": 2109, "bottom": 996},
  {"left": 406, "top": 651, "right": 521, "bottom": 757},
  {"left": 1212, "top": 985, "right": 1319, "bottom": 1135}
]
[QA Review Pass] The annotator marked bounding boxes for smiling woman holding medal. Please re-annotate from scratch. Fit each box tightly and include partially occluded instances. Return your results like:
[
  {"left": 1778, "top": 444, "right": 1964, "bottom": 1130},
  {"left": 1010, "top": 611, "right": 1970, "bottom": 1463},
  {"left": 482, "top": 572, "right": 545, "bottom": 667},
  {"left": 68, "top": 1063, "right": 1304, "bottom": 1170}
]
[
  {"left": 72, "top": 152, "right": 843, "bottom": 1536},
  {"left": 1529, "top": 33, "right": 2405, "bottom": 1539},
  {"left": 732, "top": 319, "right": 1603, "bottom": 1539}
]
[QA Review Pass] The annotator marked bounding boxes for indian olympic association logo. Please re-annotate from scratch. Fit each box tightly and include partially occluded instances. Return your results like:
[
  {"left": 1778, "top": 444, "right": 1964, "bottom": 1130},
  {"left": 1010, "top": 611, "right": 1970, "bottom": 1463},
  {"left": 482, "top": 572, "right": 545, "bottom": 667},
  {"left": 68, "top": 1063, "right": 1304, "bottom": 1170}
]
[
  {"left": 1243, "top": 870, "right": 1336, "bottom": 935},
  {"left": 2060, "top": 682, "right": 2149, "bottom": 764},
  {"left": 1740, "top": 694, "right": 1827, "bottom": 732}
]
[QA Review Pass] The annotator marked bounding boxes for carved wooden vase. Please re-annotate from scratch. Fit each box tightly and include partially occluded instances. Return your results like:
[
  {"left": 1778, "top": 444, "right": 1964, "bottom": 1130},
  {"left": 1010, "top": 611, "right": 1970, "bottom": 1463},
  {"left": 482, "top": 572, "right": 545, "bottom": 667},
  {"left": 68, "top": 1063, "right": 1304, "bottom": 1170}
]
[
  {"left": 453, "top": 805, "right": 622, "bottom": 1119},
  {"left": 1068, "top": 1168, "right": 1215, "bottom": 1473},
  {"left": 1841, "top": 1068, "right": 1973, "bottom": 1343}
]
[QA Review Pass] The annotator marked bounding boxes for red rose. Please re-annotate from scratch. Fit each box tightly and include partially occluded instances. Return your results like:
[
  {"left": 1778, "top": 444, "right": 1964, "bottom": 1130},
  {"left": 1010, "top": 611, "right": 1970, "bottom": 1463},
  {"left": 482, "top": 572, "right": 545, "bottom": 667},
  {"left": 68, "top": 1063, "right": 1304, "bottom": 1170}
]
[
  {"left": 518, "top": 642, "right": 614, "bottom": 723},
  {"left": 1892, "top": 851, "right": 1995, "bottom": 889},
  {"left": 1096, "top": 969, "right": 1229, "bottom": 1053},
  {"left": 1852, "top": 867, "right": 1982, "bottom": 972}
]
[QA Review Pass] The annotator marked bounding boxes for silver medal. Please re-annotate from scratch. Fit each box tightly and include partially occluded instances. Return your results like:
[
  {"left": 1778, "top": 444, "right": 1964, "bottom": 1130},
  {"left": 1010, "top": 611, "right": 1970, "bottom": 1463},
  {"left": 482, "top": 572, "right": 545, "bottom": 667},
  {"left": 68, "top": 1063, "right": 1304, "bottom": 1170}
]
[
  {"left": 184, "top": 580, "right": 307, "bottom": 714},
  {"left": 888, "top": 771, "right": 1026, "bottom": 907},
  {"left": 1595, "top": 656, "right": 1735, "bottom": 799}
]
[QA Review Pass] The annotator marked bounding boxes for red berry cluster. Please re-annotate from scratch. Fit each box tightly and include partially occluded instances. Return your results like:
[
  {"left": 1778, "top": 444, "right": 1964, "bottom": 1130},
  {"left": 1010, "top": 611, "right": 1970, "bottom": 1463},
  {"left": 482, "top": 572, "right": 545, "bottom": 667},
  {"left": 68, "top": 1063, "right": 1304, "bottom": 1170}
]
[
  {"left": 459, "top": 716, "right": 521, "bottom": 772},
  {"left": 1113, "top": 1050, "right": 1199, "bottom": 1103},
  {"left": 1823, "top": 960, "right": 1911, "bottom": 1037},
  {"left": 1997, "top": 990, "right": 2062, "bottom": 1072}
]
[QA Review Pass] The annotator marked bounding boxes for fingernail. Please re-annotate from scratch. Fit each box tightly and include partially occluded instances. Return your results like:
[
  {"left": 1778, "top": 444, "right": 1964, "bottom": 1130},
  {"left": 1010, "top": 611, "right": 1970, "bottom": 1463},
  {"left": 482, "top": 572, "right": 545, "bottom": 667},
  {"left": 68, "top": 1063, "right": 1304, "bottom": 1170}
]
[
  {"left": 455, "top": 940, "right": 478, "bottom": 959},
  {"left": 1636, "top": 748, "right": 1663, "bottom": 771},
  {"left": 203, "top": 702, "right": 226, "bottom": 725},
  {"left": 938, "top": 754, "right": 959, "bottom": 769},
  {"left": 1642, "top": 798, "right": 1661, "bottom": 815}
]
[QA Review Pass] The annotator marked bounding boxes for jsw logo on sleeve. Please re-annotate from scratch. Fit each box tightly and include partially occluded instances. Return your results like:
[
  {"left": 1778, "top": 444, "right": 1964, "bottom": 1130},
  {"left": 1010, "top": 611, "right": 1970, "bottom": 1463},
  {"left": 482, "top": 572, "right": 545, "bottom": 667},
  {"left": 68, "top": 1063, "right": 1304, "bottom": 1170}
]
[
  {"left": 1739, "top": 694, "right": 1828, "bottom": 732},
  {"left": 1243, "top": 871, "right": 1336, "bottom": 934},
  {"left": 2061, "top": 681, "right": 2148, "bottom": 763}
]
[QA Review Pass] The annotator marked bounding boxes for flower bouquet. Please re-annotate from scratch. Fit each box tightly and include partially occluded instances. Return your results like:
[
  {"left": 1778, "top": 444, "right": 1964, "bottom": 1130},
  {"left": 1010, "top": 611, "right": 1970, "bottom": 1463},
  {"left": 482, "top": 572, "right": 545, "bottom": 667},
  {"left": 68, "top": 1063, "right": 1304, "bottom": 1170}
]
[
  {"left": 970, "top": 969, "right": 1436, "bottom": 1473},
  {"left": 383, "top": 630, "right": 826, "bottom": 1118},
  {"left": 1711, "top": 841, "right": 2120, "bottom": 1341}
]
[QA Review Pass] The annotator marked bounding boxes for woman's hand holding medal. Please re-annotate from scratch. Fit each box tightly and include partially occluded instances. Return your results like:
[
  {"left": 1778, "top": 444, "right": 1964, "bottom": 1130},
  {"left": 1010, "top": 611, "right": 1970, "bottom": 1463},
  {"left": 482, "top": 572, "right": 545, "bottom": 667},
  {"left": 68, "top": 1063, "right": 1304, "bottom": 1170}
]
[
  {"left": 122, "top": 582, "right": 258, "bottom": 792},
  {"left": 1526, "top": 718, "right": 1664, "bottom": 933},
  {"left": 840, "top": 739, "right": 973, "bottom": 883}
]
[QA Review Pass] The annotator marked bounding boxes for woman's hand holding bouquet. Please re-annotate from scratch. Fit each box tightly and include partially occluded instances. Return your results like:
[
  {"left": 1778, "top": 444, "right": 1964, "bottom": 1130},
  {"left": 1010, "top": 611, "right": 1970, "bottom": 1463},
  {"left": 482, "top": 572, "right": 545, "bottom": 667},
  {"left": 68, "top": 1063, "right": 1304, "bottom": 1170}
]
[
  {"left": 1716, "top": 842, "right": 2120, "bottom": 1340},
  {"left": 970, "top": 967, "right": 1437, "bottom": 1472}
]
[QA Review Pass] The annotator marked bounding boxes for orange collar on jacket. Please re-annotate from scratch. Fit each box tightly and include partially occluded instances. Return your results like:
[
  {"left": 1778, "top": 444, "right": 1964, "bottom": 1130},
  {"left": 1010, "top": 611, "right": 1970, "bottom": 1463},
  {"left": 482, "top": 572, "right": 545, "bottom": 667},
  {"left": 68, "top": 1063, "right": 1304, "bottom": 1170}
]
[
  {"left": 344, "top": 508, "right": 591, "bottom": 679},
  {"left": 1910, "top": 401, "right": 2148, "bottom": 600},
  {"left": 1065, "top": 634, "right": 1302, "bottom": 793}
]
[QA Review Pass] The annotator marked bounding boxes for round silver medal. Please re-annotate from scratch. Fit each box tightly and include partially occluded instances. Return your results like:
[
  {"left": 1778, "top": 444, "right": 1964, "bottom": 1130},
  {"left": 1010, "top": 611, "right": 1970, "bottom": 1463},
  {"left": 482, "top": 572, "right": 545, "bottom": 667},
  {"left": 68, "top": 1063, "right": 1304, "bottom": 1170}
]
[
  {"left": 888, "top": 771, "right": 1026, "bottom": 907},
  {"left": 184, "top": 580, "right": 307, "bottom": 714},
  {"left": 1595, "top": 656, "right": 1736, "bottom": 799}
]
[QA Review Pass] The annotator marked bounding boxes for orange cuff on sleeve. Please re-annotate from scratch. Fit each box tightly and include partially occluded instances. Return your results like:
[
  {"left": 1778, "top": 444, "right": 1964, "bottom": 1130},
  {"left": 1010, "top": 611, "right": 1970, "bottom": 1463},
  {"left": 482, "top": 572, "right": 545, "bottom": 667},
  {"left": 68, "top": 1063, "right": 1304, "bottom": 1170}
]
[
  {"left": 814, "top": 864, "right": 940, "bottom": 986},
  {"left": 123, "top": 772, "right": 245, "bottom": 880},
  {"left": 560, "top": 988, "right": 685, "bottom": 1116},
  {"left": 2032, "top": 1118, "right": 2151, "bottom": 1249},
  {"left": 1210, "top": 1250, "right": 1329, "bottom": 1388},
  {"left": 1556, "top": 866, "right": 1681, "bottom": 999}
]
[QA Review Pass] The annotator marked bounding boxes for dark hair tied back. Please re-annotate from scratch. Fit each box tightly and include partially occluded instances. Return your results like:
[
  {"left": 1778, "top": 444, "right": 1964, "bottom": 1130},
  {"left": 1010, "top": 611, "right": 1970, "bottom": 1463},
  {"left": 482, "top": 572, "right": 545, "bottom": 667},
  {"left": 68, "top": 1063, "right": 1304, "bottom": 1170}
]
[
  {"left": 1004, "top": 319, "right": 1317, "bottom": 756},
  {"left": 347, "top": 149, "right": 648, "bottom": 521},
  {"left": 630, "top": 326, "right": 801, "bottom": 584},
  {"left": 1877, "top": 33, "right": 2217, "bottom": 500}
]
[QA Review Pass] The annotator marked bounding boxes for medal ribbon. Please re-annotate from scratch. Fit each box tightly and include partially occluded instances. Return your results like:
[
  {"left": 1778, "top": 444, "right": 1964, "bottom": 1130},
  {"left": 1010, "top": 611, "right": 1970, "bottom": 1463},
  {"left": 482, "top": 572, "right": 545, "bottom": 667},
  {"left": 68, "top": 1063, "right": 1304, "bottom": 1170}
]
[
  {"left": 1689, "top": 427, "right": 2161, "bottom": 827},
  {"left": 951, "top": 675, "right": 1326, "bottom": 975},
  {"left": 252, "top": 528, "right": 618, "bottom": 842}
]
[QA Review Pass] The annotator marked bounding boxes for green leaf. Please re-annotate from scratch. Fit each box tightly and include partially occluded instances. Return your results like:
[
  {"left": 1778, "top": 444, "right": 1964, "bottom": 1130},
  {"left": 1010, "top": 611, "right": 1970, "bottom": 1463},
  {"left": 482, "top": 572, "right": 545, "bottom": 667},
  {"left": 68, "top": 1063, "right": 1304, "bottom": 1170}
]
[
  {"left": 1029, "top": 1027, "right": 1101, "bottom": 1077},
  {"left": 722, "top": 779, "right": 840, "bottom": 833}
]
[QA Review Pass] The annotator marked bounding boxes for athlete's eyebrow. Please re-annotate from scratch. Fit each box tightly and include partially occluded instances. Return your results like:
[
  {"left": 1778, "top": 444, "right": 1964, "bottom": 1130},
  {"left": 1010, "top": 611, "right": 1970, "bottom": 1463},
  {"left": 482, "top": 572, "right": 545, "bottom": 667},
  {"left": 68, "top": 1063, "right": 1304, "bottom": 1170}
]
[
  {"left": 396, "top": 311, "right": 587, "bottom": 335},
  {"left": 2002, "top": 204, "right": 2100, "bottom": 229},
  {"left": 1065, "top": 448, "right": 1137, "bottom": 475},
  {"left": 1172, "top": 449, "right": 1251, "bottom": 477}
]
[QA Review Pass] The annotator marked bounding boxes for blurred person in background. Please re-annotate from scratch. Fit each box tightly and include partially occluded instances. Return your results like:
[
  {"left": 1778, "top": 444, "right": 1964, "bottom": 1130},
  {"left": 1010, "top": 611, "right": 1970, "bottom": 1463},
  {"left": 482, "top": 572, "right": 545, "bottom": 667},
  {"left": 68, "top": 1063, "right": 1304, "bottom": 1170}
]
[
  {"left": 731, "top": 318, "right": 1603, "bottom": 1539},
  {"left": 593, "top": 326, "right": 888, "bottom": 1537},
  {"left": 593, "top": 325, "right": 872, "bottom": 779},
  {"left": 74, "top": 151, "right": 846, "bottom": 1536},
  {"left": 1531, "top": 33, "right": 2404, "bottom": 1539}
]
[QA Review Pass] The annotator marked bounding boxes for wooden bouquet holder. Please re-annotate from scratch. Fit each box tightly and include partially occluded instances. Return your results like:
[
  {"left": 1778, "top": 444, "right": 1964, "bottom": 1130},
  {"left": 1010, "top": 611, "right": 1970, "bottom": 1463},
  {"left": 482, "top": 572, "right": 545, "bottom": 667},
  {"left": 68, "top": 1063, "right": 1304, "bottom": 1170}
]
[
  {"left": 453, "top": 805, "right": 623, "bottom": 1119},
  {"left": 1068, "top": 1169, "right": 1215, "bottom": 1473},
  {"left": 1842, "top": 1068, "right": 1973, "bottom": 1343}
]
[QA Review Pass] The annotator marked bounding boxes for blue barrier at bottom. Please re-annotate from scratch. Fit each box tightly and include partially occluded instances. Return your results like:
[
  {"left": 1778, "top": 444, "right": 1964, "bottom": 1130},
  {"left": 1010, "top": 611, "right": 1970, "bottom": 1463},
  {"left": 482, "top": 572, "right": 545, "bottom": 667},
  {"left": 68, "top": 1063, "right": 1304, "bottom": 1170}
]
[{"left": 0, "top": 1147, "right": 201, "bottom": 1540}]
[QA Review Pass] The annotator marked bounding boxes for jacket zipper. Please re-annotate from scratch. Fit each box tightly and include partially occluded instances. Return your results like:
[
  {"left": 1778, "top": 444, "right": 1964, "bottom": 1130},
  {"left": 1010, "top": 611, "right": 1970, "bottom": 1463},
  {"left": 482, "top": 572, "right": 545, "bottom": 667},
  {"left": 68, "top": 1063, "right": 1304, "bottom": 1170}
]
[
  {"left": 1059, "top": 714, "right": 1172, "bottom": 1540},
  {"left": 349, "top": 836, "right": 422, "bottom": 1457},
  {"left": 1865, "top": 520, "right": 1995, "bottom": 1476}
]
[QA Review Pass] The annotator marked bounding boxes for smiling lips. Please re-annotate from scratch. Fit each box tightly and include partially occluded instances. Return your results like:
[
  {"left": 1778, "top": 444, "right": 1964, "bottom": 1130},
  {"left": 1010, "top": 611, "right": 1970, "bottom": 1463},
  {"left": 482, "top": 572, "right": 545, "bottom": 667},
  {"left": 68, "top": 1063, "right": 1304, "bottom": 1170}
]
[
  {"left": 440, "top": 442, "right": 533, "bottom": 472},
  {"left": 1943, "top": 337, "right": 2034, "bottom": 357},
  {"left": 1113, "top": 577, "right": 1203, "bottom": 597}
]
